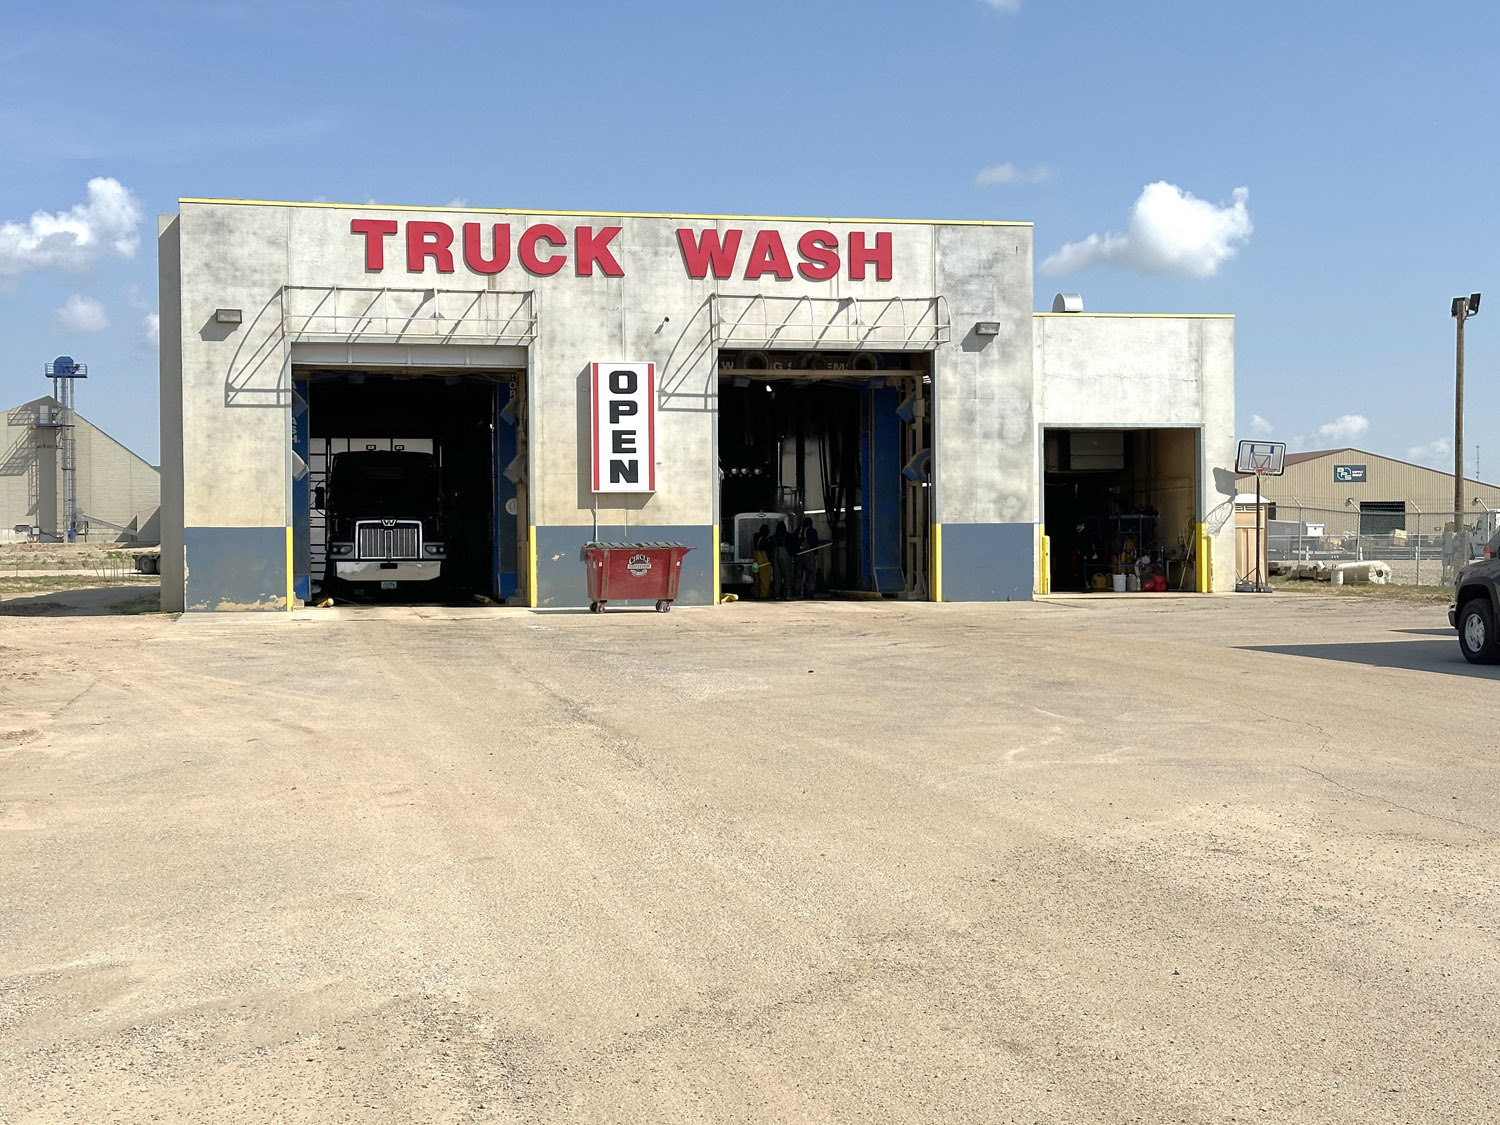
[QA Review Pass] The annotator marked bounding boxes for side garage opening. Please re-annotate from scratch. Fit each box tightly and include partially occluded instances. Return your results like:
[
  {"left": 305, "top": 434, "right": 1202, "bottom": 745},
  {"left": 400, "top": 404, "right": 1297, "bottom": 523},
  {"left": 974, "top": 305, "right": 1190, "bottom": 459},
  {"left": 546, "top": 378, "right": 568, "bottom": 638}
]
[
  {"left": 293, "top": 369, "right": 525, "bottom": 605},
  {"left": 1042, "top": 427, "right": 1199, "bottom": 592},
  {"left": 717, "top": 350, "right": 932, "bottom": 599}
]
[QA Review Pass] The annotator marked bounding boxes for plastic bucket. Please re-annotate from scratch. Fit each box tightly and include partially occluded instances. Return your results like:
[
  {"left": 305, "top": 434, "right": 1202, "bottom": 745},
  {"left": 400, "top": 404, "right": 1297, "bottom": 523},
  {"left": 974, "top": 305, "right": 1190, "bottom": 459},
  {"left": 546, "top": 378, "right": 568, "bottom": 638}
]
[{"left": 1111, "top": 573, "right": 1127, "bottom": 593}]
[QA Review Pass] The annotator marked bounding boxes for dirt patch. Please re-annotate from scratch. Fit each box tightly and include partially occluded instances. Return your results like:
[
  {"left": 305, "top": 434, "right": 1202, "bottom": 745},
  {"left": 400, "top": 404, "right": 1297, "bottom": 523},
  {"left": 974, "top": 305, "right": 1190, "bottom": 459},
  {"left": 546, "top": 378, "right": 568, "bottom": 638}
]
[{"left": 1272, "top": 578, "right": 1452, "bottom": 604}]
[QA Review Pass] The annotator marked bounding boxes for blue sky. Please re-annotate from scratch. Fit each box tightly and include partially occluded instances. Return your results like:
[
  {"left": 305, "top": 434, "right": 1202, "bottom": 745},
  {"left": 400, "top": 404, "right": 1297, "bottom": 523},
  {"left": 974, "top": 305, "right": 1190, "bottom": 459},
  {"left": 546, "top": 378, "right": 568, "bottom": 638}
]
[{"left": 2, "top": 0, "right": 1496, "bottom": 472}]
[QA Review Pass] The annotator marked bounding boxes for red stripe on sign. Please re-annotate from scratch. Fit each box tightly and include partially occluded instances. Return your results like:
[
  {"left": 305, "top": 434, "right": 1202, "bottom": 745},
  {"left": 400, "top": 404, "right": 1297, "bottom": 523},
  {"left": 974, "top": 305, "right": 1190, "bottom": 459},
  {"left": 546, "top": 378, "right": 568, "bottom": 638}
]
[
  {"left": 591, "top": 363, "right": 600, "bottom": 491},
  {"left": 647, "top": 363, "right": 656, "bottom": 491}
]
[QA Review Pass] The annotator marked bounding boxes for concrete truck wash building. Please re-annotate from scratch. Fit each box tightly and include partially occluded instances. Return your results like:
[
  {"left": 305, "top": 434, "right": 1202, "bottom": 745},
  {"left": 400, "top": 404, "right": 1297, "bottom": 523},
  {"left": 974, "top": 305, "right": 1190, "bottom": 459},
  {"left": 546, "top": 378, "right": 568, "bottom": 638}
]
[{"left": 157, "top": 198, "right": 1237, "bottom": 612}]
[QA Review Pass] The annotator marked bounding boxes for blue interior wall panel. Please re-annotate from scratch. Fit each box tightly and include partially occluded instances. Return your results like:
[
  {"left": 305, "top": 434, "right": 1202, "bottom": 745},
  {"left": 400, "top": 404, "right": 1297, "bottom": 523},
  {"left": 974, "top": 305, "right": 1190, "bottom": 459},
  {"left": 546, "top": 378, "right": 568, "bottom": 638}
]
[
  {"left": 941, "top": 523, "right": 1035, "bottom": 602},
  {"left": 860, "top": 387, "right": 903, "bottom": 593},
  {"left": 291, "top": 380, "right": 310, "bottom": 603},
  {"left": 534, "top": 524, "right": 714, "bottom": 609}
]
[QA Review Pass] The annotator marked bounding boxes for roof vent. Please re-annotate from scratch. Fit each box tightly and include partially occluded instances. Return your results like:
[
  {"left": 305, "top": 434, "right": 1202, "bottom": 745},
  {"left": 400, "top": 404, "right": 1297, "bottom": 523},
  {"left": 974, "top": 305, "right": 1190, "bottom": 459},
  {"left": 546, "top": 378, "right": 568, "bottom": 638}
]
[{"left": 1051, "top": 293, "right": 1084, "bottom": 313}]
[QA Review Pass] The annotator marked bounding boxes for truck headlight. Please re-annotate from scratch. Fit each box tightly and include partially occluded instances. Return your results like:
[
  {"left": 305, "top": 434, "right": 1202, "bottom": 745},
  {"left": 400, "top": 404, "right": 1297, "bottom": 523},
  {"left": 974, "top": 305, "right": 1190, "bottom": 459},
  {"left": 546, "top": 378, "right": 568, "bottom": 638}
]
[
  {"left": 424, "top": 542, "right": 446, "bottom": 558},
  {"left": 328, "top": 543, "right": 354, "bottom": 557}
]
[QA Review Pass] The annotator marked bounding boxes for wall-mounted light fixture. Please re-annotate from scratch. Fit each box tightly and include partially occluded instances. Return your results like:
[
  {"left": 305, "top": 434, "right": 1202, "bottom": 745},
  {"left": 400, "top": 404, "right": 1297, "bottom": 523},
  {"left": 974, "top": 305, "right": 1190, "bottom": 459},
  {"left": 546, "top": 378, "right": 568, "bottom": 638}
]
[
  {"left": 974, "top": 321, "right": 1001, "bottom": 336},
  {"left": 214, "top": 308, "right": 243, "bottom": 325}
]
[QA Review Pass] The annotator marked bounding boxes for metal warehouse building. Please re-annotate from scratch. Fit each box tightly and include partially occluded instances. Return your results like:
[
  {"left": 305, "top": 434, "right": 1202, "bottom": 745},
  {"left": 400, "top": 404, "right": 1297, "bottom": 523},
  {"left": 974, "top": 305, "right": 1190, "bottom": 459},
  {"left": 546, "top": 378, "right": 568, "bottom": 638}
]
[
  {"left": 1236, "top": 447, "right": 1500, "bottom": 539},
  {"left": 157, "top": 198, "right": 1236, "bottom": 612},
  {"left": 3, "top": 396, "right": 160, "bottom": 545}
]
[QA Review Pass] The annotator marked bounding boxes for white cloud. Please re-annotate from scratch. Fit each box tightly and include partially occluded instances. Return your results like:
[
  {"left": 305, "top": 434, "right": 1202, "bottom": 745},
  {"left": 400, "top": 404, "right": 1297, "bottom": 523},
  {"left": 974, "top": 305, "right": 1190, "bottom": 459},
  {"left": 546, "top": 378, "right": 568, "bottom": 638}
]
[
  {"left": 54, "top": 294, "right": 108, "bottom": 333},
  {"left": 144, "top": 311, "right": 160, "bottom": 345},
  {"left": 982, "top": 0, "right": 1021, "bottom": 10},
  {"left": 0, "top": 177, "right": 143, "bottom": 277},
  {"left": 1041, "top": 181, "right": 1253, "bottom": 278},
  {"left": 1316, "top": 414, "right": 1368, "bottom": 444},
  {"left": 1250, "top": 413, "right": 1272, "bottom": 435},
  {"left": 1406, "top": 437, "right": 1451, "bottom": 467},
  {"left": 974, "top": 163, "right": 1052, "bottom": 187}
]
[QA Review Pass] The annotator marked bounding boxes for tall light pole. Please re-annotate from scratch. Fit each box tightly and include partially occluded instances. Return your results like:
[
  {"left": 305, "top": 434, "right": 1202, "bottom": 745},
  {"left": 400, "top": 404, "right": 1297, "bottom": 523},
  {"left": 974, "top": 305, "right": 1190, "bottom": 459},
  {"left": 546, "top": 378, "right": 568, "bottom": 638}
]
[{"left": 1452, "top": 292, "right": 1481, "bottom": 578}]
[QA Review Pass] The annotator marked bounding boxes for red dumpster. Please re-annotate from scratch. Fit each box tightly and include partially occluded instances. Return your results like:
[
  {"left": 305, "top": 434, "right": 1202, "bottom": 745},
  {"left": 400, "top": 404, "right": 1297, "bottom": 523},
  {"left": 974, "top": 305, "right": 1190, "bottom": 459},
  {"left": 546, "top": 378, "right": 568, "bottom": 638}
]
[{"left": 583, "top": 542, "right": 693, "bottom": 612}]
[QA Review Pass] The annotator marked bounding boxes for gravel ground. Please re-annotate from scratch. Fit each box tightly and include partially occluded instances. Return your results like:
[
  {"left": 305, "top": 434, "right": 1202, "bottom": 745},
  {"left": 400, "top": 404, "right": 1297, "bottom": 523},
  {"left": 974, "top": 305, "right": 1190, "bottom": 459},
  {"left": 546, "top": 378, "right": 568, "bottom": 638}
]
[{"left": 1, "top": 594, "right": 1496, "bottom": 1123}]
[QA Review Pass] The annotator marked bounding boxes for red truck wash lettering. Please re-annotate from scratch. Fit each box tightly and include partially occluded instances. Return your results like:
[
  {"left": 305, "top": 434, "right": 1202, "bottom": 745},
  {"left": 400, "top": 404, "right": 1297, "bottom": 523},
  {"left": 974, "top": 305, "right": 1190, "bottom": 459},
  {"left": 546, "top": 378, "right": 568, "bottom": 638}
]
[
  {"left": 351, "top": 220, "right": 891, "bottom": 280},
  {"left": 351, "top": 220, "right": 623, "bottom": 277},
  {"left": 676, "top": 228, "right": 891, "bottom": 281}
]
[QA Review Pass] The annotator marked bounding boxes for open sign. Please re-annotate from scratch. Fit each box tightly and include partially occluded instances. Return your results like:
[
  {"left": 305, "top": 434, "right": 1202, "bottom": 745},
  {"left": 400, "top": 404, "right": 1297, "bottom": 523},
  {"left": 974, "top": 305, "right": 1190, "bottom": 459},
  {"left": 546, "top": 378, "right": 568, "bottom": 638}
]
[{"left": 591, "top": 362, "right": 656, "bottom": 494}]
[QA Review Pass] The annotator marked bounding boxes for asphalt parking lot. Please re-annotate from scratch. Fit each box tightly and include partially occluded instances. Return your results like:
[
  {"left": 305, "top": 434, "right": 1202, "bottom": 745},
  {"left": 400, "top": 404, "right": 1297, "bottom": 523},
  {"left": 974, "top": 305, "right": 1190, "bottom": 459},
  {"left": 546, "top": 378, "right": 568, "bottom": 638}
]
[{"left": 2, "top": 593, "right": 1497, "bottom": 1123}]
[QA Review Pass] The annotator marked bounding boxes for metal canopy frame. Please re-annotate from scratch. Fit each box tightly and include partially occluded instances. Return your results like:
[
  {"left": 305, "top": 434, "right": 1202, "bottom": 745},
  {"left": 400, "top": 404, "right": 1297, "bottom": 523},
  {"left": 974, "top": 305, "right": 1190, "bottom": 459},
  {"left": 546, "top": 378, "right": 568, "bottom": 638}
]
[
  {"left": 226, "top": 286, "right": 537, "bottom": 405},
  {"left": 282, "top": 286, "right": 537, "bottom": 345},
  {"left": 711, "top": 294, "right": 950, "bottom": 352}
]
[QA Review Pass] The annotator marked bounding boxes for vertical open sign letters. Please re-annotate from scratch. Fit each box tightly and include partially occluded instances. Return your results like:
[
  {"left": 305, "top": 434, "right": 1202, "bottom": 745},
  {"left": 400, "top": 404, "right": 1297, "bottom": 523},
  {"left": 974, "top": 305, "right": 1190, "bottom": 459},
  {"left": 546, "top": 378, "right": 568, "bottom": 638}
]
[{"left": 591, "top": 362, "right": 656, "bottom": 493}]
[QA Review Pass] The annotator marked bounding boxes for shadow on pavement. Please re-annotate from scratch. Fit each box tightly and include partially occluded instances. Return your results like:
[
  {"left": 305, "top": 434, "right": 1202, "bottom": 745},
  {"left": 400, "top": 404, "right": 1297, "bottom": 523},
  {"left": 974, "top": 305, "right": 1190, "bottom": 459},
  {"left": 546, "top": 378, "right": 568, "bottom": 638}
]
[
  {"left": 0, "top": 586, "right": 161, "bottom": 618},
  {"left": 1240, "top": 637, "right": 1500, "bottom": 679}
]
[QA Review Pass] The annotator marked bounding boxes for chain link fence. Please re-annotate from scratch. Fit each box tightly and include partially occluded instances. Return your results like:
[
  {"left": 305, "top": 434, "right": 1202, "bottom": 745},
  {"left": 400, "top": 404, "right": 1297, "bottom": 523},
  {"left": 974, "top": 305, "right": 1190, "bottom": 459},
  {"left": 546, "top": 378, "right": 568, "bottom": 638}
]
[{"left": 1256, "top": 501, "right": 1499, "bottom": 588}]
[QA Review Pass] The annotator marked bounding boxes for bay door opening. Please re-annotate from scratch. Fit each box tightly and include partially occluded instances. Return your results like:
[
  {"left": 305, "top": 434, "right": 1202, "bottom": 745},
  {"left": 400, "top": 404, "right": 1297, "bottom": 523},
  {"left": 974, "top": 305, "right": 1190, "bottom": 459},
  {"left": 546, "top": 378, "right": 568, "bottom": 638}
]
[
  {"left": 717, "top": 350, "right": 932, "bottom": 600},
  {"left": 1042, "top": 427, "right": 1200, "bottom": 593},
  {"left": 292, "top": 368, "right": 525, "bottom": 606}
]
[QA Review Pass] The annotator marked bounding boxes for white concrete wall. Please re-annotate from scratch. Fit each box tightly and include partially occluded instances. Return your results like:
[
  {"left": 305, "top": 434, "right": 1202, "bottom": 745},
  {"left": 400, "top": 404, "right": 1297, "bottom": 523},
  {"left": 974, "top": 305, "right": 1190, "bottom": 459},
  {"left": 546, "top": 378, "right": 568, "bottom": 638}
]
[
  {"left": 1033, "top": 313, "right": 1237, "bottom": 591},
  {"left": 158, "top": 214, "right": 186, "bottom": 608}
]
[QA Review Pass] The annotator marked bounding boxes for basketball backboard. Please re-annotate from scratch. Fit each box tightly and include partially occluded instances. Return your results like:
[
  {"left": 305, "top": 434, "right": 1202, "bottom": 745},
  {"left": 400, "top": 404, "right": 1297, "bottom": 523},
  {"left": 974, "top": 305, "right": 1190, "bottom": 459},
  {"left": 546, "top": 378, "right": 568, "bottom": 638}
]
[{"left": 1235, "top": 440, "right": 1286, "bottom": 476}]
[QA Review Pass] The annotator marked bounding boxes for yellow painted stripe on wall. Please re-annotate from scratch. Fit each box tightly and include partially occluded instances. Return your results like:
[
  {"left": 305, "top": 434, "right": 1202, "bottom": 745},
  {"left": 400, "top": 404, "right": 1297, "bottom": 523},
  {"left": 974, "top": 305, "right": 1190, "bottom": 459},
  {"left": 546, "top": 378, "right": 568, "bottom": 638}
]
[
  {"left": 931, "top": 524, "right": 943, "bottom": 602},
  {"left": 177, "top": 197, "right": 1030, "bottom": 227},
  {"left": 712, "top": 525, "right": 721, "bottom": 605},
  {"left": 527, "top": 528, "right": 538, "bottom": 608}
]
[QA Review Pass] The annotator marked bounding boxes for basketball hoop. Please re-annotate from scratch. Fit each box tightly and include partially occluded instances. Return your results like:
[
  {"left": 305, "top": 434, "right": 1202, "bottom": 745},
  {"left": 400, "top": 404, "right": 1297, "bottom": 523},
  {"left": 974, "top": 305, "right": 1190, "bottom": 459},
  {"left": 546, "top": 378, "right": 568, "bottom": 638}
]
[{"left": 1235, "top": 441, "right": 1285, "bottom": 593}]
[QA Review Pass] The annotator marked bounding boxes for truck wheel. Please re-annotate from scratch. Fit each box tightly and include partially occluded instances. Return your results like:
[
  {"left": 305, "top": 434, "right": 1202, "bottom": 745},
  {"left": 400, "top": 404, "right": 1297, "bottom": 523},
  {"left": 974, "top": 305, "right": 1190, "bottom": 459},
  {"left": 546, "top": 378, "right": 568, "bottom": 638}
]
[
  {"left": 656, "top": 600, "right": 671, "bottom": 613},
  {"left": 1458, "top": 598, "right": 1500, "bottom": 664}
]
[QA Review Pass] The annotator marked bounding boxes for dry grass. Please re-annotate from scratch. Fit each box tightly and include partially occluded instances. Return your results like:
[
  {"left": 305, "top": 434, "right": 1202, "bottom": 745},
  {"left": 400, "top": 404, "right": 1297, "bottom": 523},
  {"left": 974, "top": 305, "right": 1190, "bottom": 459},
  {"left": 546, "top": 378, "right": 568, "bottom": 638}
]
[
  {"left": 0, "top": 542, "right": 155, "bottom": 572},
  {"left": 107, "top": 594, "right": 167, "bottom": 616},
  {"left": 0, "top": 575, "right": 156, "bottom": 596},
  {"left": 1272, "top": 578, "right": 1451, "bottom": 605}
]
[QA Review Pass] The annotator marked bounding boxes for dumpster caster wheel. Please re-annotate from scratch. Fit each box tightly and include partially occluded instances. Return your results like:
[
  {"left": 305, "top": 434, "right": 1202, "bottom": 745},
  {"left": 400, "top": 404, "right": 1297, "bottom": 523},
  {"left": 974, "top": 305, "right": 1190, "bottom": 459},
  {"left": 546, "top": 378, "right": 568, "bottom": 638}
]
[
  {"left": 655, "top": 600, "right": 671, "bottom": 613},
  {"left": 589, "top": 601, "right": 603, "bottom": 613}
]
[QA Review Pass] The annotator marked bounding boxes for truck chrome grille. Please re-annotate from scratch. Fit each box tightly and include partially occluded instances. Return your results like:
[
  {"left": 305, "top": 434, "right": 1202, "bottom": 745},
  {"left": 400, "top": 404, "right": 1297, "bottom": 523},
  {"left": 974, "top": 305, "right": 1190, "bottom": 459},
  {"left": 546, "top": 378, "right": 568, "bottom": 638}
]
[{"left": 356, "top": 522, "right": 421, "bottom": 560}]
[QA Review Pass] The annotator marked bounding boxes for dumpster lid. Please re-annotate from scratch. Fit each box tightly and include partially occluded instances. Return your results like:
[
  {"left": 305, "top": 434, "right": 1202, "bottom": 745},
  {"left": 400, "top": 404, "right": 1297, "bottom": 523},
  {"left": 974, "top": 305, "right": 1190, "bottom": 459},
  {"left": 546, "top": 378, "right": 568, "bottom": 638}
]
[{"left": 585, "top": 541, "right": 691, "bottom": 551}]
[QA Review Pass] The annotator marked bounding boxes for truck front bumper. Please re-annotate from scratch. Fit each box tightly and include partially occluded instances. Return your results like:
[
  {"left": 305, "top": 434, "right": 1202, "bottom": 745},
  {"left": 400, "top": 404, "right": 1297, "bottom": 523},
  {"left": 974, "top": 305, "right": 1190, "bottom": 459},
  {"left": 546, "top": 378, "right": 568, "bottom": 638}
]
[{"left": 335, "top": 560, "right": 443, "bottom": 583}]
